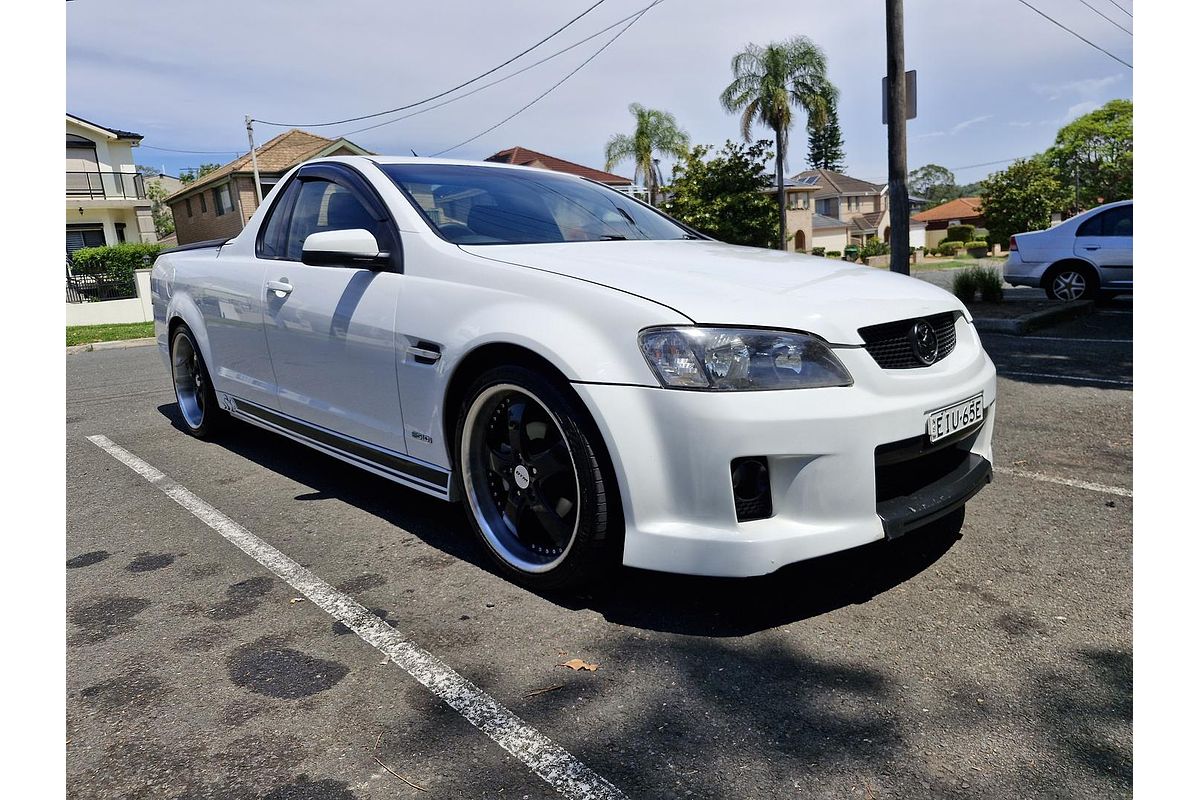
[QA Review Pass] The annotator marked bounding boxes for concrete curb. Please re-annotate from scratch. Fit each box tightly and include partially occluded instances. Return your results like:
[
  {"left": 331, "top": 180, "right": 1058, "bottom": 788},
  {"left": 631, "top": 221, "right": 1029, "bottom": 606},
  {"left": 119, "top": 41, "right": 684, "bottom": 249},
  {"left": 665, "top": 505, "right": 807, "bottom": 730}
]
[
  {"left": 972, "top": 299, "right": 1093, "bottom": 335},
  {"left": 67, "top": 337, "right": 157, "bottom": 354}
]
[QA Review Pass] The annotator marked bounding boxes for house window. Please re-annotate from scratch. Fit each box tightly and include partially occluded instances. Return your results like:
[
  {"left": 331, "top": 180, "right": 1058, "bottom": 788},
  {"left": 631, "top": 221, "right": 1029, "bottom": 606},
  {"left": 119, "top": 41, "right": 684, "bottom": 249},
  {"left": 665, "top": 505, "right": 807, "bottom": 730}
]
[
  {"left": 214, "top": 184, "right": 234, "bottom": 217},
  {"left": 66, "top": 224, "right": 106, "bottom": 256},
  {"left": 115, "top": 222, "right": 126, "bottom": 243},
  {"left": 186, "top": 198, "right": 193, "bottom": 217},
  {"left": 847, "top": 196, "right": 861, "bottom": 211},
  {"left": 199, "top": 192, "right": 207, "bottom": 213}
]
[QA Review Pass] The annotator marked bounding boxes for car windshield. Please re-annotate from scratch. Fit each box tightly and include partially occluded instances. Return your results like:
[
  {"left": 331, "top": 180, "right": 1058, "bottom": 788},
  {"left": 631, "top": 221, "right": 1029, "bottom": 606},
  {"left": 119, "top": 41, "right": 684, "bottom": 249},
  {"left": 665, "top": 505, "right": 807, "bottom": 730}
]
[{"left": 381, "top": 163, "right": 694, "bottom": 245}]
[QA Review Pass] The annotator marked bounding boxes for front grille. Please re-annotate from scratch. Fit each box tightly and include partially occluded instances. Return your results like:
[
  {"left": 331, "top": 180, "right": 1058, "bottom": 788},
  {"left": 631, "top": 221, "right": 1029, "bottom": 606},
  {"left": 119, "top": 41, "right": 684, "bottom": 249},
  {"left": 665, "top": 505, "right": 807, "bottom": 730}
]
[{"left": 859, "top": 311, "right": 958, "bottom": 369}]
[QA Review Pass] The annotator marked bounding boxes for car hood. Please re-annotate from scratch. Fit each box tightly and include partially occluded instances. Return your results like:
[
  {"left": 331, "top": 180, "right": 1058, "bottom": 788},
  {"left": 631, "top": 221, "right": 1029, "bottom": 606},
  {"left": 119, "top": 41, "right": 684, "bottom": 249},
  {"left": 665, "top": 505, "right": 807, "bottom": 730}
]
[{"left": 460, "top": 239, "right": 966, "bottom": 345}]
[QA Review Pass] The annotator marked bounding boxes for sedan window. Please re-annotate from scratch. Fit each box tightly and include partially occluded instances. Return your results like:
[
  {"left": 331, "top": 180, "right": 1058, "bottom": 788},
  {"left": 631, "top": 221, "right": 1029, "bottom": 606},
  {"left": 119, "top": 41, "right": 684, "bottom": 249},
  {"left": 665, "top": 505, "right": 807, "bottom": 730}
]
[{"left": 381, "top": 163, "right": 693, "bottom": 245}]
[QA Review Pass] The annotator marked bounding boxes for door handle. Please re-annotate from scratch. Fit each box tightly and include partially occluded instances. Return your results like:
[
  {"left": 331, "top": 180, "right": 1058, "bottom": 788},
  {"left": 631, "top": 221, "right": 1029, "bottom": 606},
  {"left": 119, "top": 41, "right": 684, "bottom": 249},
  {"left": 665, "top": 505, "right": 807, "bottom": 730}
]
[
  {"left": 266, "top": 279, "right": 293, "bottom": 298},
  {"left": 1084, "top": 246, "right": 1101, "bottom": 251}
]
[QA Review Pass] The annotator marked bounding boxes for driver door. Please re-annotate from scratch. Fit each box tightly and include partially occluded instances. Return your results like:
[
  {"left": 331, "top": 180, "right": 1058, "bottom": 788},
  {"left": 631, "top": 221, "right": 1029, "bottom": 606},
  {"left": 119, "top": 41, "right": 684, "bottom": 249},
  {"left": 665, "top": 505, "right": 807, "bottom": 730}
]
[{"left": 258, "top": 165, "right": 409, "bottom": 454}]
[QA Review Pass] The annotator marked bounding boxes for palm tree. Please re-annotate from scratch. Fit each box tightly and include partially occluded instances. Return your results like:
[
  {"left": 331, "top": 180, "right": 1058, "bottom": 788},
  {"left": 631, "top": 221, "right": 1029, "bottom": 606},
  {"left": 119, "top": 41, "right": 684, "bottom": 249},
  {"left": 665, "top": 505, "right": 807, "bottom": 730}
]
[
  {"left": 719, "top": 37, "right": 836, "bottom": 249},
  {"left": 604, "top": 103, "right": 690, "bottom": 206}
]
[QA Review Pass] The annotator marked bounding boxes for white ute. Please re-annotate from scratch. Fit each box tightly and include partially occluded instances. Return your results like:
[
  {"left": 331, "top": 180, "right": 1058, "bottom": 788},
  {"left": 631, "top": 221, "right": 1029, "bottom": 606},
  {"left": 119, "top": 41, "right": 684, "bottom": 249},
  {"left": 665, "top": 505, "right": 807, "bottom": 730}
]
[{"left": 153, "top": 156, "right": 996, "bottom": 589}]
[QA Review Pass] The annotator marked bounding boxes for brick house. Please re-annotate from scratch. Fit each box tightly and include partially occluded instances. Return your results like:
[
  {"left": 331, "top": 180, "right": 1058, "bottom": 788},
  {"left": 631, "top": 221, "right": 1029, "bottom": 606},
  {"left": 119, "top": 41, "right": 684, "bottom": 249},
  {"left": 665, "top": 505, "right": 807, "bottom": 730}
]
[
  {"left": 485, "top": 146, "right": 634, "bottom": 189},
  {"left": 165, "top": 129, "right": 371, "bottom": 245}
]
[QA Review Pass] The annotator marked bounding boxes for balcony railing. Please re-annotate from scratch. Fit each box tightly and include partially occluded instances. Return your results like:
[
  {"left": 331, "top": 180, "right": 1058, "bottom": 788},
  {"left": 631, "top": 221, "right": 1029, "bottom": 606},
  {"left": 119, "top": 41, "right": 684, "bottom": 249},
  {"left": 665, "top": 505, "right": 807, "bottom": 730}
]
[{"left": 66, "top": 171, "right": 147, "bottom": 200}]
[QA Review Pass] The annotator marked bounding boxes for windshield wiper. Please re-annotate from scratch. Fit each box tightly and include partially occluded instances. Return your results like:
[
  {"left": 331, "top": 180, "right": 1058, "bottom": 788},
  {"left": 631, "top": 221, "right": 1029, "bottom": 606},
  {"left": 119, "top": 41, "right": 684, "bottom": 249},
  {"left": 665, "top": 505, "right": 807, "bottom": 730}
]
[{"left": 597, "top": 234, "right": 628, "bottom": 240}]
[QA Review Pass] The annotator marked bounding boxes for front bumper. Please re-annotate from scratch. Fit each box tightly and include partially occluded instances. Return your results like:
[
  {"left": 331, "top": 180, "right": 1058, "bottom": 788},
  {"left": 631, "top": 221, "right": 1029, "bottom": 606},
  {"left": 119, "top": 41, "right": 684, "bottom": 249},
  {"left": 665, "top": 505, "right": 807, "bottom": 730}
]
[{"left": 573, "top": 317, "right": 996, "bottom": 577}]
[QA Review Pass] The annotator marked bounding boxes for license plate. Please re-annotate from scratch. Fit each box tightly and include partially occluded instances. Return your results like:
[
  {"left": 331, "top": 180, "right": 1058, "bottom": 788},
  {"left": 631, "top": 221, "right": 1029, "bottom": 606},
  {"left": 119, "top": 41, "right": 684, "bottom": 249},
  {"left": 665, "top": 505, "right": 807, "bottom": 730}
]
[{"left": 926, "top": 393, "right": 985, "bottom": 443}]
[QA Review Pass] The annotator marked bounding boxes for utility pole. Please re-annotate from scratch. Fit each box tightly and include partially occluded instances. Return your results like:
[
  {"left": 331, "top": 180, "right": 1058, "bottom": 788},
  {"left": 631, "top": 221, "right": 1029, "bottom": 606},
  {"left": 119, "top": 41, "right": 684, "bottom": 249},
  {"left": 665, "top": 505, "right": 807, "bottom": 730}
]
[
  {"left": 245, "top": 115, "right": 263, "bottom": 205},
  {"left": 885, "top": 0, "right": 909, "bottom": 275}
]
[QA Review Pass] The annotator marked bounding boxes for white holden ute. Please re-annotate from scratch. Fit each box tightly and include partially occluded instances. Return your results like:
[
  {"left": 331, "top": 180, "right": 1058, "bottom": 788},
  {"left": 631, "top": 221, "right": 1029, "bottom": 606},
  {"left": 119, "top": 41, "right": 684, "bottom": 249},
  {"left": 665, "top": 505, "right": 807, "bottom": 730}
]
[{"left": 152, "top": 157, "right": 996, "bottom": 589}]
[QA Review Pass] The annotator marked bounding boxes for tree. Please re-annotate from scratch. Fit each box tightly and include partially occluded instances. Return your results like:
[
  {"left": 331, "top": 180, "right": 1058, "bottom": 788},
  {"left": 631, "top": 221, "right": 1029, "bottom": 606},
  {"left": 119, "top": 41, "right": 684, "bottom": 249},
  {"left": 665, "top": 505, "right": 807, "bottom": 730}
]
[
  {"left": 179, "top": 163, "right": 222, "bottom": 185},
  {"left": 979, "top": 158, "right": 1071, "bottom": 245},
  {"left": 719, "top": 36, "right": 835, "bottom": 250},
  {"left": 908, "top": 164, "right": 958, "bottom": 205},
  {"left": 662, "top": 140, "right": 778, "bottom": 248},
  {"left": 604, "top": 103, "right": 690, "bottom": 206},
  {"left": 144, "top": 180, "right": 175, "bottom": 238},
  {"left": 135, "top": 164, "right": 162, "bottom": 177},
  {"left": 805, "top": 85, "right": 845, "bottom": 171},
  {"left": 1045, "top": 98, "right": 1132, "bottom": 211}
]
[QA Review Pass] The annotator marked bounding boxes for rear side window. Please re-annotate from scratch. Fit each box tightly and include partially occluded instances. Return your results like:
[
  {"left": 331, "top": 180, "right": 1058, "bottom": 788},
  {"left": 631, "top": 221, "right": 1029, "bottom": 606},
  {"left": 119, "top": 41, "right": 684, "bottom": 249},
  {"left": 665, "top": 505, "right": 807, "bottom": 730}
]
[
  {"left": 257, "top": 179, "right": 300, "bottom": 259},
  {"left": 283, "top": 179, "right": 393, "bottom": 261},
  {"left": 1077, "top": 205, "right": 1132, "bottom": 237}
]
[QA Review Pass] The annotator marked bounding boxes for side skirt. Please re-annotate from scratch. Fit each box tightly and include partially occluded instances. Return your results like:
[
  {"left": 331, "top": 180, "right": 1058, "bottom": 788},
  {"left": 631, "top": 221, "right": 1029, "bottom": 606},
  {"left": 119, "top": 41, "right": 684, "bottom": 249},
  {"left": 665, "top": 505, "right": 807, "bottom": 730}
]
[{"left": 226, "top": 398, "right": 453, "bottom": 501}]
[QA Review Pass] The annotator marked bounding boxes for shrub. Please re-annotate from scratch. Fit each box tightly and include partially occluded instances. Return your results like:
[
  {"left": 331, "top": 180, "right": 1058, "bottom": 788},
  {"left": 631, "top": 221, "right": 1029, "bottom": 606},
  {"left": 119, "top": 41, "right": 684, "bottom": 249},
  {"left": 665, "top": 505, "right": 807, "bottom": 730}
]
[
  {"left": 937, "top": 240, "right": 963, "bottom": 257},
  {"left": 811, "top": 246, "right": 825, "bottom": 256},
  {"left": 946, "top": 224, "right": 975, "bottom": 242},
  {"left": 964, "top": 240, "right": 991, "bottom": 257},
  {"left": 952, "top": 270, "right": 978, "bottom": 303},
  {"left": 974, "top": 266, "right": 1004, "bottom": 302},
  {"left": 826, "top": 250, "right": 841, "bottom": 258},
  {"left": 70, "top": 243, "right": 163, "bottom": 295},
  {"left": 860, "top": 237, "right": 889, "bottom": 259}
]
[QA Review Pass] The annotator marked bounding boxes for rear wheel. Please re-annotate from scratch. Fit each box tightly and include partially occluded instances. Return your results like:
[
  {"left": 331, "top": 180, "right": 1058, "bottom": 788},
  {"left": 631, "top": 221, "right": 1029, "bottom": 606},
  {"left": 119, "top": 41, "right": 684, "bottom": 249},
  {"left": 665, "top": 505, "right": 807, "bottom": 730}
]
[
  {"left": 1045, "top": 264, "right": 1097, "bottom": 301},
  {"left": 454, "top": 366, "right": 619, "bottom": 590},
  {"left": 170, "top": 324, "right": 224, "bottom": 438}
]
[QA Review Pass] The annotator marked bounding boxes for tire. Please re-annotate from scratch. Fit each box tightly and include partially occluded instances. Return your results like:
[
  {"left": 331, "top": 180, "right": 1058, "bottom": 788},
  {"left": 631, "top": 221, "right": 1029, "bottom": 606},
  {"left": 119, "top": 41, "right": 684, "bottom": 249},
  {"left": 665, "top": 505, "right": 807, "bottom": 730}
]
[
  {"left": 170, "top": 324, "right": 224, "bottom": 438},
  {"left": 454, "top": 365, "right": 620, "bottom": 591},
  {"left": 1044, "top": 263, "right": 1097, "bottom": 301}
]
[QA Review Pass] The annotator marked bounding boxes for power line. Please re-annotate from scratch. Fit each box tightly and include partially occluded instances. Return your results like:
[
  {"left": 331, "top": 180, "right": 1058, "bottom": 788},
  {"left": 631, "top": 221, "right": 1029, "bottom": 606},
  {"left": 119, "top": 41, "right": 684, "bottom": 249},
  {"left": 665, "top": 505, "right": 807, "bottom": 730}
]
[
  {"left": 1014, "top": 0, "right": 1132, "bottom": 68},
  {"left": 1104, "top": 0, "right": 1132, "bottom": 19},
  {"left": 431, "top": 3, "right": 656, "bottom": 157},
  {"left": 336, "top": 0, "right": 665, "bottom": 139},
  {"left": 139, "top": 144, "right": 244, "bottom": 155},
  {"left": 254, "top": 0, "right": 608, "bottom": 128},
  {"left": 1074, "top": 0, "right": 1132, "bottom": 35}
]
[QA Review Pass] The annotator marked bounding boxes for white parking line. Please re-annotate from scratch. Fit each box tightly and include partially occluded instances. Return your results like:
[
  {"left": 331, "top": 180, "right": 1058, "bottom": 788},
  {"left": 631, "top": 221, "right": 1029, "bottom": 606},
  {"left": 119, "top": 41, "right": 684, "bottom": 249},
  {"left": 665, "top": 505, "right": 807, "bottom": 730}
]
[
  {"left": 994, "top": 465, "right": 1132, "bottom": 498},
  {"left": 87, "top": 434, "right": 626, "bottom": 800},
  {"left": 990, "top": 335, "right": 1132, "bottom": 344},
  {"left": 997, "top": 369, "right": 1133, "bottom": 387}
]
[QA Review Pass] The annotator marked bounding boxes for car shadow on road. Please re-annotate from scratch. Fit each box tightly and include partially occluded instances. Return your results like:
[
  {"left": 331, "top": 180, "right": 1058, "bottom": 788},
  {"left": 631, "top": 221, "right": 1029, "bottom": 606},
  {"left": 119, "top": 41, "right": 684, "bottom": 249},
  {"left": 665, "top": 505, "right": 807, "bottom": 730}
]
[{"left": 157, "top": 404, "right": 965, "bottom": 638}]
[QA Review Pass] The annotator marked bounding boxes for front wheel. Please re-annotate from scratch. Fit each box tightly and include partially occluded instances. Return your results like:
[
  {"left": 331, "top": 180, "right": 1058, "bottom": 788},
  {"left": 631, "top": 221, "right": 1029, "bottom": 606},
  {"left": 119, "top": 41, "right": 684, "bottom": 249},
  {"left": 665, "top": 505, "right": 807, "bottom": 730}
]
[
  {"left": 170, "top": 324, "right": 224, "bottom": 438},
  {"left": 454, "top": 366, "right": 620, "bottom": 591}
]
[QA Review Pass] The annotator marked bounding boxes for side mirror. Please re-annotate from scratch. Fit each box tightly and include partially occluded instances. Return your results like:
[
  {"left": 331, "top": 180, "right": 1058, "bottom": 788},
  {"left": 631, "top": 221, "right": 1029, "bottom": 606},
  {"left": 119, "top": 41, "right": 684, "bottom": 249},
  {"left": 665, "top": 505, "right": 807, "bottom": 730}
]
[{"left": 301, "top": 229, "right": 390, "bottom": 269}]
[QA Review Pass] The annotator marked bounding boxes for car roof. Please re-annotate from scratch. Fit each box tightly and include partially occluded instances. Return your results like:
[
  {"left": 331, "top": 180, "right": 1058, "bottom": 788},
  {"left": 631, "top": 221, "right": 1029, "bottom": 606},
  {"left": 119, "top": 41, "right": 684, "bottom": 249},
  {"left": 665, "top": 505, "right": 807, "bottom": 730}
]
[{"left": 320, "top": 154, "right": 586, "bottom": 179}]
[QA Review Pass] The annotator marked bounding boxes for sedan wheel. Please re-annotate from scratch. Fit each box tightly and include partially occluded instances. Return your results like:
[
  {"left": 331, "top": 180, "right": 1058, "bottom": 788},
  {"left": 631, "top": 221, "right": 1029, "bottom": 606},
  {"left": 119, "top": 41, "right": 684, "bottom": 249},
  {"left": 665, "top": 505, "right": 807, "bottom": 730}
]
[
  {"left": 457, "top": 367, "right": 619, "bottom": 589},
  {"left": 1046, "top": 267, "right": 1094, "bottom": 301}
]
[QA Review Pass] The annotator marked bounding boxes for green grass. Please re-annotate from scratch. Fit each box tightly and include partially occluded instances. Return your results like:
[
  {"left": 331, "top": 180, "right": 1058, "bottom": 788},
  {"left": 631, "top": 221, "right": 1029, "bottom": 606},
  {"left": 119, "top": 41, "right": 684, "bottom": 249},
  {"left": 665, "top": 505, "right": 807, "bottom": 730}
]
[
  {"left": 865, "top": 256, "right": 1005, "bottom": 272},
  {"left": 66, "top": 321, "right": 155, "bottom": 347}
]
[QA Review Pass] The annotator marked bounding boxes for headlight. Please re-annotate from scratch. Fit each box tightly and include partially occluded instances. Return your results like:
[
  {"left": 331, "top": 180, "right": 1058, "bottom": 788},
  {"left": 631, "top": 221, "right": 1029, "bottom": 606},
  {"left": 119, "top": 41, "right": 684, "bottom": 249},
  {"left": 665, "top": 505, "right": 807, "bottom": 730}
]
[{"left": 638, "top": 327, "right": 853, "bottom": 390}]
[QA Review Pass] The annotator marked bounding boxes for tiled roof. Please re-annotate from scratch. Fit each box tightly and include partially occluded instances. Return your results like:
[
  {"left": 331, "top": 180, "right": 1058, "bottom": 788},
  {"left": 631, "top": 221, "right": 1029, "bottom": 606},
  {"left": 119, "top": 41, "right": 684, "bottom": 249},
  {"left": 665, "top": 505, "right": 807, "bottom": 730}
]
[
  {"left": 912, "top": 196, "right": 983, "bottom": 223},
  {"left": 485, "top": 146, "right": 632, "bottom": 185},
  {"left": 164, "top": 129, "right": 370, "bottom": 202},
  {"left": 67, "top": 113, "right": 143, "bottom": 140},
  {"left": 791, "top": 168, "right": 884, "bottom": 200},
  {"left": 849, "top": 215, "right": 879, "bottom": 233},
  {"left": 812, "top": 213, "right": 849, "bottom": 229},
  {"left": 860, "top": 210, "right": 886, "bottom": 228}
]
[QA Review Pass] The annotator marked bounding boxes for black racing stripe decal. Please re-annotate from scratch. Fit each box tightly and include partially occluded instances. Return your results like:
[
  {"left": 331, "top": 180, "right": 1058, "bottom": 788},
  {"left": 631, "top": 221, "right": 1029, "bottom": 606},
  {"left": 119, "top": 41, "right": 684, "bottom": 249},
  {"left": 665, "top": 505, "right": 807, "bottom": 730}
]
[{"left": 234, "top": 401, "right": 449, "bottom": 489}]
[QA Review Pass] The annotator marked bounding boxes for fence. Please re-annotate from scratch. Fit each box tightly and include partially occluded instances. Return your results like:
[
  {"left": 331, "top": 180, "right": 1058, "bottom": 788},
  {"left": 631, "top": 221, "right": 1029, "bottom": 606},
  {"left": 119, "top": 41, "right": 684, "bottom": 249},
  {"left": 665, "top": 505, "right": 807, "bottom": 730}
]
[
  {"left": 65, "top": 171, "right": 147, "bottom": 200},
  {"left": 65, "top": 257, "right": 138, "bottom": 303}
]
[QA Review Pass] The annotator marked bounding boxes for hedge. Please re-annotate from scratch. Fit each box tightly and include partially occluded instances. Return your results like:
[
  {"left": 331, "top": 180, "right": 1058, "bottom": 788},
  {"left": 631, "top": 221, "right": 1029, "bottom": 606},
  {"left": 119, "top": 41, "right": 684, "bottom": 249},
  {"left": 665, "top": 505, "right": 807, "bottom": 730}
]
[
  {"left": 945, "top": 224, "right": 975, "bottom": 242},
  {"left": 70, "top": 243, "right": 163, "bottom": 295},
  {"left": 936, "top": 240, "right": 964, "bottom": 257}
]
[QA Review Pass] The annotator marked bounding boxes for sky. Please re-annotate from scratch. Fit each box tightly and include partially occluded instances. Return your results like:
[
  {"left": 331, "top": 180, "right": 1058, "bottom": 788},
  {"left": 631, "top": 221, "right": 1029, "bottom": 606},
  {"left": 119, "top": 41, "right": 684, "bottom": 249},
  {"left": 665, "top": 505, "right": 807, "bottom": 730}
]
[{"left": 66, "top": 0, "right": 1133, "bottom": 186}]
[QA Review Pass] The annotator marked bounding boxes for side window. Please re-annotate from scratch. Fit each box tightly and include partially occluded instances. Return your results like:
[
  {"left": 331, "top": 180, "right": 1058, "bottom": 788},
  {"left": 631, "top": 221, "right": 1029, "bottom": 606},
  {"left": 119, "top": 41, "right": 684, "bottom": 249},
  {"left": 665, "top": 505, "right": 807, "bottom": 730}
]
[
  {"left": 1103, "top": 205, "right": 1132, "bottom": 237},
  {"left": 257, "top": 179, "right": 301, "bottom": 259},
  {"left": 283, "top": 179, "right": 393, "bottom": 262},
  {"left": 1076, "top": 211, "right": 1103, "bottom": 237}
]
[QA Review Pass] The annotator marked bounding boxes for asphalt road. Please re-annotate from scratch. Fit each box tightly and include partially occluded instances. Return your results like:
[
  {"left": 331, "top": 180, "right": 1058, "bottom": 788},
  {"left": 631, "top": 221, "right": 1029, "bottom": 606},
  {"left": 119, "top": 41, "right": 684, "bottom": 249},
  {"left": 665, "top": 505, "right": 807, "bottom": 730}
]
[{"left": 66, "top": 314, "right": 1132, "bottom": 800}]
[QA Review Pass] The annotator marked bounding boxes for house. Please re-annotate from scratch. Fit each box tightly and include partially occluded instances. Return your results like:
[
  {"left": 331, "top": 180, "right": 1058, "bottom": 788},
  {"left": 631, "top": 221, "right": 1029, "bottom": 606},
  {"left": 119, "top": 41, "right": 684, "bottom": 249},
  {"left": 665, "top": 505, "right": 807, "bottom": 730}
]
[
  {"left": 757, "top": 175, "right": 825, "bottom": 252},
  {"left": 792, "top": 168, "right": 889, "bottom": 246},
  {"left": 165, "top": 129, "right": 372, "bottom": 245},
  {"left": 912, "top": 196, "right": 987, "bottom": 249},
  {"left": 66, "top": 114, "right": 157, "bottom": 255},
  {"left": 485, "top": 146, "right": 633, "bottom": 189}
]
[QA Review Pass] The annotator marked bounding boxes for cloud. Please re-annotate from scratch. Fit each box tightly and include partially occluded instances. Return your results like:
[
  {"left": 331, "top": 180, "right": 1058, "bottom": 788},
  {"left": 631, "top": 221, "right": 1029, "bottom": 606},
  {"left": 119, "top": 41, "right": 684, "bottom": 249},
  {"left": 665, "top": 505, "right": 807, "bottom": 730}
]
[
  {"left": 950, "top": 115, "right": 993, "bottom": 135},
  {"left": 1063, "top": 101, "right": 1101, "bottom": 122},
  {"left": 1033, "top": 74, "right": 1123, "bottom": 100}
]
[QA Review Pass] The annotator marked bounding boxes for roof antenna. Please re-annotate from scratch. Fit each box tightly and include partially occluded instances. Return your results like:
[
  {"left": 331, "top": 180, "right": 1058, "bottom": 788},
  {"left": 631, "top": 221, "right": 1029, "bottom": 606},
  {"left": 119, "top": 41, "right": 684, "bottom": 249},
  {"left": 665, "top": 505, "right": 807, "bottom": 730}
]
[{"left": 410, "top": 149, "right": 419, "bottom": 157}]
